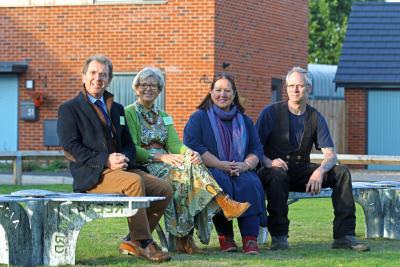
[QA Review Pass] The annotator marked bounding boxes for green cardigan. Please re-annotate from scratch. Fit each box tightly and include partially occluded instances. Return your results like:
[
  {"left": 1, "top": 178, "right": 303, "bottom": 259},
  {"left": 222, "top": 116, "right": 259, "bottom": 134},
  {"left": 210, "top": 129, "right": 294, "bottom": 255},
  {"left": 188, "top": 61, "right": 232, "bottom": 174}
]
[{"left": 125, "top": 103, "right": 188, "bottom": 163}]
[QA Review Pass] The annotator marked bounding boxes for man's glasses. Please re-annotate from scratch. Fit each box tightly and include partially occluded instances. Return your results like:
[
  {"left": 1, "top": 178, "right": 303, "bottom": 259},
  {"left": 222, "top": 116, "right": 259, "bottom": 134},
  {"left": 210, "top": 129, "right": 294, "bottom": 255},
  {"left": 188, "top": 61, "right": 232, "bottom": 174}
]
[{"left": 287, "top": 84, "right": 305, "bottom": 90}]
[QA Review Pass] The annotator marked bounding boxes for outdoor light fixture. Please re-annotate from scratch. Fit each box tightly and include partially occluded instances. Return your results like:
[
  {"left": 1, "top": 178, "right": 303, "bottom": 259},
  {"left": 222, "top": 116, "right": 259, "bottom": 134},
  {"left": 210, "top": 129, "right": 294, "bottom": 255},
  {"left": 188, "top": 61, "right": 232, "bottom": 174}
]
[{"left": 26, "top": 79, "right": 34, "bottom": 90}]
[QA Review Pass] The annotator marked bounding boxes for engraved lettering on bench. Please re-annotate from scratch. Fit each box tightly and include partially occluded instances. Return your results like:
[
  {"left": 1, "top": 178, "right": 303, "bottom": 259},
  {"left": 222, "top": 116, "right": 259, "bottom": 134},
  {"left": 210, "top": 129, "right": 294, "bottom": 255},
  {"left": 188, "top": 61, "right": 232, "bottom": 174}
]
[
  {"left": 93, "top": 203, "right": 104, "bottom": 213},
  {"left": 114, "top": 203, "right": 123, "bottom": 214},
  {"left": 12, "top": 219, "right": 19, "bottom": 229},
  {"left": 83, "top": 203, "right": 125, "bottom": 215},
  {"left": 3, "top": 207, "right": 13, "bottom": 219},
  {"left": 77, "top": 205, "right": 85, "bottom": 213},
  {"left": 54, "top": 234, "right": 66, "bottom": 254}
]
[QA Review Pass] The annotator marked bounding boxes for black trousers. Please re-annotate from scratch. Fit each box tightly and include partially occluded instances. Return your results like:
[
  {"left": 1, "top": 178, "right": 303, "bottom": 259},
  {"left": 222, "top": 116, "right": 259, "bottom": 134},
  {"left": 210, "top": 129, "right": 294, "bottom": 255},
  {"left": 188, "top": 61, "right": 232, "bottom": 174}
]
[{"left": 258, "top": 163, "right": 356, "bottom": 239}]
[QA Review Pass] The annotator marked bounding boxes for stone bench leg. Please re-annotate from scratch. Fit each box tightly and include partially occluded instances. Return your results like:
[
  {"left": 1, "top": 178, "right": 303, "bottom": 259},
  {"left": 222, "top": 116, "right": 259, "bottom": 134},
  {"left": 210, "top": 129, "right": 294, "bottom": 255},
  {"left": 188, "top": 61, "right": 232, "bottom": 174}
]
[
  {"left": 353, "top": 188, "right": 383, "bottom": 238},
  {"left": 0, "top": 202, "right": 32, "bottom": 266},
  {"left": 381, "top": 188, "right": 400, "bottom": 239},
  {"left": 26, "top": 201, "right": 46, "bottom": 265},
  {"left": 42, "top": 201, "right": 142, "bottom": 266}
]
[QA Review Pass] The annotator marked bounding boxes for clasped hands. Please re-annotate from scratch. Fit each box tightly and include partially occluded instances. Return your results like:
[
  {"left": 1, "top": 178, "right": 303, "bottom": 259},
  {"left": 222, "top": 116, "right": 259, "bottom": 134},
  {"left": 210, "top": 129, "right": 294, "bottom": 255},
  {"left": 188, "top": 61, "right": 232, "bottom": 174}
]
[
  {"left": 160, "top": 149, "right": 202, "bottom": 167},
  {"left": 107, "top": 152, "right": 129, "bottom": 170},
  {"left": 219, "top": 160, "right": 249, "bottom": 176}
]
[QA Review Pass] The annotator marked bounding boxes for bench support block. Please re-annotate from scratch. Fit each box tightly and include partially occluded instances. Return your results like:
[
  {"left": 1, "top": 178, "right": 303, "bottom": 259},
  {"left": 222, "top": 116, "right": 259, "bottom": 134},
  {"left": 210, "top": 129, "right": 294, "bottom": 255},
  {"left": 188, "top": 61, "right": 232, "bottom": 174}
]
[
  {"left": 0, "top": 203, "right": 32, "bottom": 266},
  {"left": 0, "top": 201, "right": 138, "bottom": 266}
]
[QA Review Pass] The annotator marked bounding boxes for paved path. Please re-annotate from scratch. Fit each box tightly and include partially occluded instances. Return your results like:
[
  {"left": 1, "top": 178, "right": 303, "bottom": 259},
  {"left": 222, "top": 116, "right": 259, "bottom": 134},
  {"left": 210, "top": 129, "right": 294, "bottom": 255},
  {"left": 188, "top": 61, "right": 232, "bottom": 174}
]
[
  {"left": 0, "top": 169, "right": 400, "bottom": 185},
  {"left": 350, "top": 169, "right": 400, "bottom": 182},
  {"left": 0, "top": 173, "right": 72, "bottom": 185}
]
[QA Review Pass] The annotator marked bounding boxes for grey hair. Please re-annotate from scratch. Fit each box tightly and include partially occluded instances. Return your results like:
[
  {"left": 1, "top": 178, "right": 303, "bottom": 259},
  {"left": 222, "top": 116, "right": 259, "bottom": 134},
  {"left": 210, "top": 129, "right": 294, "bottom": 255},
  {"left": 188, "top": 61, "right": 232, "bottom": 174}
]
[
  {"left": 132, "top": 67, "right": 165, "bottom": 92},
  {"left": 82, "top": 54, "right": 113, "bottom": 81},
  {"left": 286, "top": 66, "right": 312, "bottom": 87}
]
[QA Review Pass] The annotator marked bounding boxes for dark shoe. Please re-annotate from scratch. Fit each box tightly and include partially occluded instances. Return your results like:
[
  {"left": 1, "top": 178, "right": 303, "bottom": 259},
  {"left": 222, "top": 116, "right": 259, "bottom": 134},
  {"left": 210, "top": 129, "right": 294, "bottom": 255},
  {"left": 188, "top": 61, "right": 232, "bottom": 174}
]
[
  {"left": 271, "top": 235, "right": 289, "bottom": 250},
  {"left": 175, "top": 235, "right": 205, "bottom": 254},
  {"left": 128, "top": 240, "right": 172, "bottom": 262},
  {"left": 332, "top": 235, "right": 370, "bottom": 252},
  {"left": 242, "top": 236, "right": 259, "bottom": 255},
  {"left": 214, "top": 193, "right": 251, "bottom": 220},
  {"left": 218, "top": 235, "right": 238, "bottom": 252}
]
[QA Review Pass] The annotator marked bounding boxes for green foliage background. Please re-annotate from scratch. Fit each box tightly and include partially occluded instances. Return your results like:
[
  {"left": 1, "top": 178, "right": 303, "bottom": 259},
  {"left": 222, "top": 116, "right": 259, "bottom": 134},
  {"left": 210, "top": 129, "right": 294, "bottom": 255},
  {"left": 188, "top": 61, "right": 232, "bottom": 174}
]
[{"left": 308, "top": 0, "right": 384, "bottom": 65}]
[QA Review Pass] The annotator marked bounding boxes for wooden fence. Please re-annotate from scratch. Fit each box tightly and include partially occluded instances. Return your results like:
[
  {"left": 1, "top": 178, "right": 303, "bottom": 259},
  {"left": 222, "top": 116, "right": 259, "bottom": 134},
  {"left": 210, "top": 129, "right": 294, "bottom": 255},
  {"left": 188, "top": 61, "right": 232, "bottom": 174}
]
[
  {"left": 0, "top": 151, "right": 65, "bottom": 185},
  {"left": 2, "top": 151, "right": 400, "bottom": 185},
  {"left": 309, "top": 99, "right": 346, "bottom": 153}
]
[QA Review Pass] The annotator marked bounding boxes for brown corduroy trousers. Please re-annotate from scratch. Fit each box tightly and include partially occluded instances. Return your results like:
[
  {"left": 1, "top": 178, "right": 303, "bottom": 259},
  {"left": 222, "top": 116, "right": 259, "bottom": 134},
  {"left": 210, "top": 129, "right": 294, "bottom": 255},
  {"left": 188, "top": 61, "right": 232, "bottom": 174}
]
[{"left": 87, "top": 168, "right": 172, "bottom": 241}]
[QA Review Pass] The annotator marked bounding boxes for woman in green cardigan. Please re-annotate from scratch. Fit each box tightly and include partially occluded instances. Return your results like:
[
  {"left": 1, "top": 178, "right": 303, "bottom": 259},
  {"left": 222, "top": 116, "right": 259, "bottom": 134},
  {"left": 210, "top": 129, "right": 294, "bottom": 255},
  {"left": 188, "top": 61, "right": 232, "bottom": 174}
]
[{"left": 121, "top": 67, "right": 250, "bottom": 254}]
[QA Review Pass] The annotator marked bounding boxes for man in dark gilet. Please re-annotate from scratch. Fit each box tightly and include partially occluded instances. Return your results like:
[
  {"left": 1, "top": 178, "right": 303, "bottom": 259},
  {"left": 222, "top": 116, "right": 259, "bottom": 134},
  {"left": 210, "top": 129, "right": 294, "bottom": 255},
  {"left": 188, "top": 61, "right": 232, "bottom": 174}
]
[
  {"left": 255, "top": 67, "right": 369, "bottom": 252},
  {"left": 57, "top": 55, "right": 172, "bottom": 262}
]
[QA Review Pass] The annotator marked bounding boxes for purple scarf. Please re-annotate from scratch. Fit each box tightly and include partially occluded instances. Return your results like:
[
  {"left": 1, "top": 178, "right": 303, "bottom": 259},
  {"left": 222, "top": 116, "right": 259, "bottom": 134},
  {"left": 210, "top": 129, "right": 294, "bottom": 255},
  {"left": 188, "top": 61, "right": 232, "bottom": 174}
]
[{"left": 207, "top": 105, "right": 247, "bottom": 162}]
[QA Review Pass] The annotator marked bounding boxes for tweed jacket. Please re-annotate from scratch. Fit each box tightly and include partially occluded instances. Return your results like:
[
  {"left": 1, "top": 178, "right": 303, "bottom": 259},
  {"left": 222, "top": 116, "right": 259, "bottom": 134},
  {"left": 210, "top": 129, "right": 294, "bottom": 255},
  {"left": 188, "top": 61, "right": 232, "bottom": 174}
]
[{"left": 57, "top": 90, "right": 136, "bottom": 192}]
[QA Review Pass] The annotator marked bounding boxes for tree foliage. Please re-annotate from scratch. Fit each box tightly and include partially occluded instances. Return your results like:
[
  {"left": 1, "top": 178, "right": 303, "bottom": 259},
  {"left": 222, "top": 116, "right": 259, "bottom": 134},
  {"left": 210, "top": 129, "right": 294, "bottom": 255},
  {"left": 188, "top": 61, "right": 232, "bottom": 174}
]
[{"left": 308, "top": 0, "right": 384, "bottom": 65}]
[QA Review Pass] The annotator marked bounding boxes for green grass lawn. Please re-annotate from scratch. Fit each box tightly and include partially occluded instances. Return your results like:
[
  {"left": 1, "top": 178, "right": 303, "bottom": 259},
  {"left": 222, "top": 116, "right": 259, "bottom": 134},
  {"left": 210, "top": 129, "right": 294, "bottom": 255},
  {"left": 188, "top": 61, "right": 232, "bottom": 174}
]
[{"left": 1, "top": 184, "right": 400, "bottom": 266}]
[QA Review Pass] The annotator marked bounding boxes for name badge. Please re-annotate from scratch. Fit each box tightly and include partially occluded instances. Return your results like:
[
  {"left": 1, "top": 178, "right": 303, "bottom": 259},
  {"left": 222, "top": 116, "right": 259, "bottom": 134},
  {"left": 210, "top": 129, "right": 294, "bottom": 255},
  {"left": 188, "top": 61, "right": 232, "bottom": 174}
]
[
  {"left": 162, "top": 116, "right": 173, "bottom": 125},
  {"left": 120, "top": 116, "right": 126, "bottom": 125}
]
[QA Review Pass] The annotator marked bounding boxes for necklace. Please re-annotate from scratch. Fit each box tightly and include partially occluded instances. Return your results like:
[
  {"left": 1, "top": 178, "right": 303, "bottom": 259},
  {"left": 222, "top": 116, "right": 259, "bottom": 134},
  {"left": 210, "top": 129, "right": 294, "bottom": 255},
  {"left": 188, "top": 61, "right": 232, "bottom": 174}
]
[{"left": 140, "top": 110, "right": 158, "bottom": 125}]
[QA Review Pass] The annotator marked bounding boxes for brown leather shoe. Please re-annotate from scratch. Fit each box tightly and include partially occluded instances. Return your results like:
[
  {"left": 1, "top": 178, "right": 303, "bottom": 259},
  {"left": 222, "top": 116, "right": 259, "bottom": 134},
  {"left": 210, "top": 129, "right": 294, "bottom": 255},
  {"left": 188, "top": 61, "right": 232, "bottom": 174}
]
[
  {"left": 176, "top": 235, "right": 205, "bottom": 254},
  {"left": 119, "top": 240, "right": 140, "bottom": 257},
  {"left": 125, "top": 240, "right": 172, "bottom": 262},
  {"left": 215, "top": 193, "right": 251, "bottom": 220}
]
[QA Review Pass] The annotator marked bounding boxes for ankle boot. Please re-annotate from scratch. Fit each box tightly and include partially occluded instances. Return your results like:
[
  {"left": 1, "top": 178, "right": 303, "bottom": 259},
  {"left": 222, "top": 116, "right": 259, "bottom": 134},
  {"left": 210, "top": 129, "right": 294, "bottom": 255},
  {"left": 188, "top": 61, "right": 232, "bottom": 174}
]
[
  {"left": 242, "top": 236, "right": 259, "bottom": 255},
  {"left": 175, "top": 235, "right": 205, "bottom": 254},
  {"left": 214, "top": 193, "right": 251, "bottom": 221},
  {"left": 175, "top": 236, "right": 187, "bottom": 253}
]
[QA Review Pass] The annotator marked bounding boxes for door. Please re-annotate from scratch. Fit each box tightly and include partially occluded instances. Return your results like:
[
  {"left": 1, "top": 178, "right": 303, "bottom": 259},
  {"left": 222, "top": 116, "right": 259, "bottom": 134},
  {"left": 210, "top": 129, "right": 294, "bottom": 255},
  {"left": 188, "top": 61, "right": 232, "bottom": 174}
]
[
  {"left": 0, "top": 74, "right": 18, "bottom": 151},
  {"left": 368, "top": 90, "right": 400, "bottom": 170}
]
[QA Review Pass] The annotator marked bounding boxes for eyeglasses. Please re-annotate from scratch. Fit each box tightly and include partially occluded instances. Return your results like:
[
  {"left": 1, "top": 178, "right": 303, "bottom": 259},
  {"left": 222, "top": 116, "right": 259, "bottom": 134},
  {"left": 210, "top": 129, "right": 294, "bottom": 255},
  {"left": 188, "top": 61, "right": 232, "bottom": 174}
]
[
  {"left": 139, "top": 83, "right": 159, "bottom": 90},
  {"left": 287, "top": 84, "right": 306, "bottom": 90}
]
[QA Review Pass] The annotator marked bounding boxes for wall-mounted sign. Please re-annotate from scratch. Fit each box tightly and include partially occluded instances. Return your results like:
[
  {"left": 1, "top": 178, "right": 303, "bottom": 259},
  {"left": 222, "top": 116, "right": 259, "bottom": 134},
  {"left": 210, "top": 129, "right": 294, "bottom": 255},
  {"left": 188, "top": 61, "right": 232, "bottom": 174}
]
[{"left": 20, "top": 101, "right": 37, "bottom": 121}]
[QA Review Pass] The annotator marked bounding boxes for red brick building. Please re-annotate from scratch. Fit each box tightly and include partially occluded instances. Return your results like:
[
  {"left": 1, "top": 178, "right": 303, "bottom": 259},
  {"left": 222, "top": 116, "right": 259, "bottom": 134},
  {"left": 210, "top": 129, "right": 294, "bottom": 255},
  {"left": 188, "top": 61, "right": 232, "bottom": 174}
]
[
  {"left": 0, "top": 0, "right": 308, "bottom": 151},
  {"left": 336, "top": 3, "right": 400, "bottom": 170}
]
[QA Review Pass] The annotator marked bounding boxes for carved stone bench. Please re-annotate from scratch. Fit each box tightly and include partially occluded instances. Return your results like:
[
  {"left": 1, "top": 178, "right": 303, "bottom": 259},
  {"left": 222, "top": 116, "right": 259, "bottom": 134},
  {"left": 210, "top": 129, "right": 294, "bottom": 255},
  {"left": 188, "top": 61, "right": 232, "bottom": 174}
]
[
  {"left": 259, "top": 181, "right": 400, "bottom": 244},
  {"left": 287, "top": 181, "right": 400, "bottom": 239},
  {"left": 0, "top": 190, "right": 165, "bottom": 266}
]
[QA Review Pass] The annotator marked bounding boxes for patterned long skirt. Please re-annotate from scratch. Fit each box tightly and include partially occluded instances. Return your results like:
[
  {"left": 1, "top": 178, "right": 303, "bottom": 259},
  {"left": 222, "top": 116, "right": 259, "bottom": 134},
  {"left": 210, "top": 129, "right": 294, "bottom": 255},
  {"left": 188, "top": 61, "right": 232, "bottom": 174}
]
[{"left": 146, "top": 149, "right": 221, "bottom": 244}]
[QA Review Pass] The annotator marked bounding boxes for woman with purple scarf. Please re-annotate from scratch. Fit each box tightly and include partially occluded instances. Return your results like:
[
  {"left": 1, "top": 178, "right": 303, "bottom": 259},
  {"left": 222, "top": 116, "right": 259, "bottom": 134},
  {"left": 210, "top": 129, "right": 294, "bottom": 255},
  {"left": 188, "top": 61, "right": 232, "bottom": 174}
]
[{"left": 183, "top": 73, "right": 267, "bottom": 255}]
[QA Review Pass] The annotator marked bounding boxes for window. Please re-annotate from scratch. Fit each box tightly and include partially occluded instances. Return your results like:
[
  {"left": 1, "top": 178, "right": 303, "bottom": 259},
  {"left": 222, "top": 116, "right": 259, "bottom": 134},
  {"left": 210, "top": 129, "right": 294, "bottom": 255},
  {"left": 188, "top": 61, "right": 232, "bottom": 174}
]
[
  {"left": 271, "top": 78, "right": 282, "bottom": 103},
  {"left": 108, "top": 73, "right": 165, "bottom": 109}
]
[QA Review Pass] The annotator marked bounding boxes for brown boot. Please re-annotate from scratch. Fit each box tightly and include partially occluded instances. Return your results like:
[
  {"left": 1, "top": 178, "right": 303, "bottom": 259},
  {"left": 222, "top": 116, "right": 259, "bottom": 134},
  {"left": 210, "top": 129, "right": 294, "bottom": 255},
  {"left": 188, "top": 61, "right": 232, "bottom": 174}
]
[
  {"left": 175, "top": 236, "right": 187, "bottom": 253},
  {"left": 175, "top": 235, "right": 205, "bottom": 254},
  {"left": 214, "top": 193, "right": 251, "bottom": 221}
]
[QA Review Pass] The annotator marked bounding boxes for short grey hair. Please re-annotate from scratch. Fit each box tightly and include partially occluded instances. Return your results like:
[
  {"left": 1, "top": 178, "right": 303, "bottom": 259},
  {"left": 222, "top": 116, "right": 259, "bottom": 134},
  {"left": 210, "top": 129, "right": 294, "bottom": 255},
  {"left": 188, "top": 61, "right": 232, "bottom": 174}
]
[
  {"left": 82, "top": 54, "right": 113, "bottom": 81},
  {"left": 286, "top": 66, "right": 312, "bottom": 87},
  {"left": 132, "top": 67, "right": 165, "bottom": 92}
]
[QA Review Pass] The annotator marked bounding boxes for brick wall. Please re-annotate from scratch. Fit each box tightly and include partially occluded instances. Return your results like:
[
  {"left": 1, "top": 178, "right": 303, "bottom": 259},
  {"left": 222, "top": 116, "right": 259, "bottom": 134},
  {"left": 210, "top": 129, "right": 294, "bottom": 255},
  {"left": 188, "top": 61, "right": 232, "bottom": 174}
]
[
  {"left": 215, "top": 0, "right": 309, "bottom": 120},
  {"left": 0, "top": 0, "right": 308, "bottom": 150},
  {"left": 345, "top": 88, "right": 367, "bottom": 155},
  {"left": 0, "top": 1, "right": 216, "bottom": 149}
]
